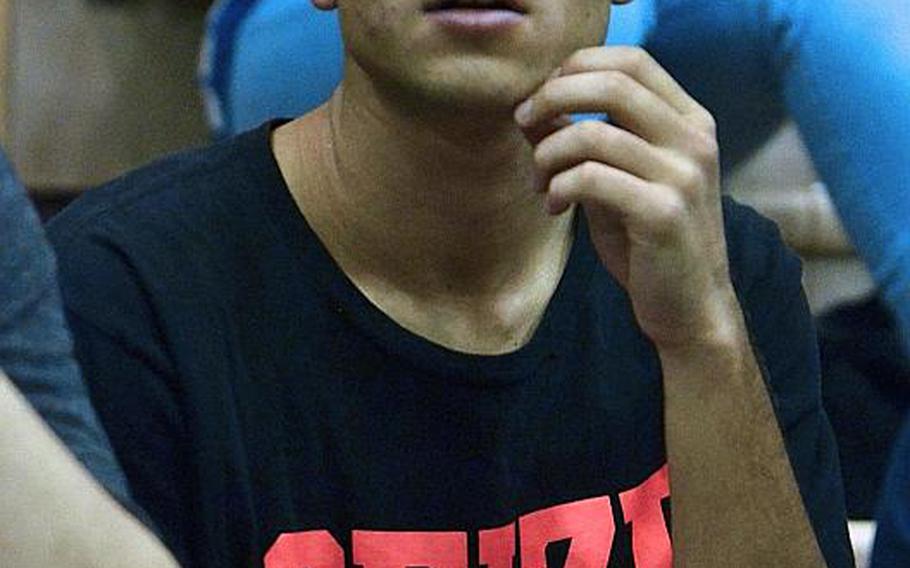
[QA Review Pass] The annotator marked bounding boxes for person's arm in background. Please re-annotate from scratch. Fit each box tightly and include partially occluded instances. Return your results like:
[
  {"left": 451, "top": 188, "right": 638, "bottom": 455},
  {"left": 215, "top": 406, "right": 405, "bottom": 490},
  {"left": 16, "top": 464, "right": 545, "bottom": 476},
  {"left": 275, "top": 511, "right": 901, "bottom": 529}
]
[
  {"left": 0, "top": 150, "right": 177, "bottom": 566},
  {"left": 0, "top": 149, "right": 136, "bottom": 505},
  {"left": 776, "top": 0, "right": 910, "bottom": 358},
  {"left": 644, "top": 0, "right": 910, "bottom": 357},
  {"left": 0, "top": 370, "right": 179, "bottom": 568}
]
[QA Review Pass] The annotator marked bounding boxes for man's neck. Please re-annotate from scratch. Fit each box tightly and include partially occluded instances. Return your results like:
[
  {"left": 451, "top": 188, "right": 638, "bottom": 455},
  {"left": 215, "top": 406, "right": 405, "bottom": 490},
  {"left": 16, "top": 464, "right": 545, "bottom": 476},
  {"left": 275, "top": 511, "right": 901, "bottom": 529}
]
[{"left": 273, "top": 74, "right": 575, "bottom": 353}]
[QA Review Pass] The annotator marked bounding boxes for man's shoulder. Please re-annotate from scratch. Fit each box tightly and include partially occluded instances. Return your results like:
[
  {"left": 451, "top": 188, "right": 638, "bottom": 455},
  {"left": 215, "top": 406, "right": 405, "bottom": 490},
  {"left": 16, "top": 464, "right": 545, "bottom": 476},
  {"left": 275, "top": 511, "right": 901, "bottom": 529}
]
[
  {"left": 721, "top": 195, "right": 801, "bottom": 293},
  {"left": 47, "top": 125, "right": 274, "bottom": 249},
  {"left": 45, "top": 123, "right": 306, "bottom": 324}
]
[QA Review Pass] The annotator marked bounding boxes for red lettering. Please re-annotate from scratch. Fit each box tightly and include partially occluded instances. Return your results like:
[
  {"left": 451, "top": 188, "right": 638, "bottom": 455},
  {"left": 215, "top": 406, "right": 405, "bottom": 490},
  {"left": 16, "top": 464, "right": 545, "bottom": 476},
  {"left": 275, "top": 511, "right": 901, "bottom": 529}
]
[
  {"left": 519, "top": 496, "right": 615, "bottom": 568},
  {"left": 265, "top": 467, "right": 672, "bottom": 568},
  {"left": 353, "top": 530, "right": 467, "bottom": 568},
  {"left": 478, "top": 523, "right": 515, "bottom": 568},
  {"left": 619, "top": 465, "right": 672, "bottom": 568},
  {"left": 264, "top": 530, "right": 344, "bottom": 568}
]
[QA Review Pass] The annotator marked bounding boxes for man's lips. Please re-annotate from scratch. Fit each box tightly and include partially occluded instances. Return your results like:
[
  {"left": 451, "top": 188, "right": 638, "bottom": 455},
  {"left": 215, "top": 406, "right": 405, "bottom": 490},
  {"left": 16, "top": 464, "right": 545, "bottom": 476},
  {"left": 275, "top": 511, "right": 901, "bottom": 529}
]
[{"left": 424, "top": 0, "right": 528, "bottom": 14}]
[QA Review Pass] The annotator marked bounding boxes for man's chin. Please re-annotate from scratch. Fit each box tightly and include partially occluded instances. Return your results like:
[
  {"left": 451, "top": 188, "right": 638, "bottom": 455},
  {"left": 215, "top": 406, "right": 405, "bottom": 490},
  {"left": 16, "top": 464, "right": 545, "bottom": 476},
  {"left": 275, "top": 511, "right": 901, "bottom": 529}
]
[
  {"left": 348, "top": 54, "right": 553, "bottom": 121},
  {"left": 396, "top": 68, "right": 546, "bottom": 117},
  {"left": 422, "top": 84, "right": 522, "bottom": 114}
]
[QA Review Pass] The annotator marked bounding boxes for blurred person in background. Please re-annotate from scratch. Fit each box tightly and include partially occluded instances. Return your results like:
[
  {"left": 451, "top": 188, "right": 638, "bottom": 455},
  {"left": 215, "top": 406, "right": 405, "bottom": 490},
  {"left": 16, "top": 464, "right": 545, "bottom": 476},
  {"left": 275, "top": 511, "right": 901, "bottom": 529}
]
[
  {"left": 0, "top": 149, "right": 177, "bottom": 567},
  {"left": 200, "top": 0, "right": 910, "bottom": 521}
]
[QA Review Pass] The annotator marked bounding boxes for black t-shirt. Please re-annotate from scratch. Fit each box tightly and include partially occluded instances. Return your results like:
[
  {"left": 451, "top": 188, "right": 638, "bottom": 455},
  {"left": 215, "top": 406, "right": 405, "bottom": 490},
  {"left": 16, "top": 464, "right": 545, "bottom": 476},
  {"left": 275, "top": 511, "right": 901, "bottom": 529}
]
[{"left": 48, "top": 123, "right": 853, "bottom": 568}]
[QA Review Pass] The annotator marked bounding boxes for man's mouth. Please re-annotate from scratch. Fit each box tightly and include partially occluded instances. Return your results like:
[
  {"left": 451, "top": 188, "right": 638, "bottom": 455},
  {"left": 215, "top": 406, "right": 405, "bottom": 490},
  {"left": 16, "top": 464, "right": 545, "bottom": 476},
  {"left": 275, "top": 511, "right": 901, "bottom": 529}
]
[{"left": 424, "top": 0, "right": 528, "bottom": 14}]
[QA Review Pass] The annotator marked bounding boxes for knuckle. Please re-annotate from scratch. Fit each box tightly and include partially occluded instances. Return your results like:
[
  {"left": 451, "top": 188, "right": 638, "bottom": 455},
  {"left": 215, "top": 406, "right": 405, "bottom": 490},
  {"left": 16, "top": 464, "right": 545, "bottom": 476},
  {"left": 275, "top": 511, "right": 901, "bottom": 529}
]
[
  {"left": 622, "top": 46, "right": 654, "bottom": 74},
  {"left": 649, "top": 188, "right": 688, "bottom": 236},
  {"left": 692, "top": 132, "right": 719, "bottom": 165},
  {"left": 682, "top": 122, "right": 719, "bottom": 165},
  {"left": 562, "top": 49, "right": 593, "bottom": 73},
  {"left": 575, "top": 160, "right": 604, "bottom": 187},
  {"left": 699, "top": 110, "right": 718, "bottom": 134},
  {"left": 676, "top": 161, "right": 707, "bottom": 193},
  {"left": 575, "top": 120, "right": 607, "bottom": 148},
  {"left": 599, "top": 70, "right": 627, "bottom": 95}
]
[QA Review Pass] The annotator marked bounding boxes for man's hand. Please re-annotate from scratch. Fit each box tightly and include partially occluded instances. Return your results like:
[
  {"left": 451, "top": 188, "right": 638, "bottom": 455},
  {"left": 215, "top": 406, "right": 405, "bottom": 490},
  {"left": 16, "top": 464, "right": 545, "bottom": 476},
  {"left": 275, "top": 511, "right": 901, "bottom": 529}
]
[
  {"left": 515, "top": 48, "right": 832, "bottom": 567},
  {"left": 515, "top": 46, "right": 737, "bottom": 352}
]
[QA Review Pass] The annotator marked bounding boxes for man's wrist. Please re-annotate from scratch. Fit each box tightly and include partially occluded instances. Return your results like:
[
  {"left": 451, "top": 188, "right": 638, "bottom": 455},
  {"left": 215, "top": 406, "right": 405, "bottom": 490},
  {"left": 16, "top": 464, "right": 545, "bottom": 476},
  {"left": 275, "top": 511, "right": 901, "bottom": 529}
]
[{"left": 650, "top": 287, "right": 750, "bottom": 359}]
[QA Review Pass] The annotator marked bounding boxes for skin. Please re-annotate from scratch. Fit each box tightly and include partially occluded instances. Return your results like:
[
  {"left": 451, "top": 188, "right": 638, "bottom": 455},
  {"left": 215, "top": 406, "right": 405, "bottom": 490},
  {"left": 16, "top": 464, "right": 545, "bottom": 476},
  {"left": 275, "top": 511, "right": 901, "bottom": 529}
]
[
  {"left": 274, "top": 0, "right": 829, "bottom": 564},
  {"left": 0, "top": 371, "right": 178, "bottom": 568}
]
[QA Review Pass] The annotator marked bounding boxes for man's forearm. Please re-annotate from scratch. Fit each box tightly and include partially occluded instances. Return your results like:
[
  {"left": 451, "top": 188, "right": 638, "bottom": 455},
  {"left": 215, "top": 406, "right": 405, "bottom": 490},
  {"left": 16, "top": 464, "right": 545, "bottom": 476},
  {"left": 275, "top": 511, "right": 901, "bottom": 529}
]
[
  {"left": 659, "top": 311, "right": 826, "bottom": 567},
  {"left": 0, "top": 371, "right": 178, "bottom": 568}
]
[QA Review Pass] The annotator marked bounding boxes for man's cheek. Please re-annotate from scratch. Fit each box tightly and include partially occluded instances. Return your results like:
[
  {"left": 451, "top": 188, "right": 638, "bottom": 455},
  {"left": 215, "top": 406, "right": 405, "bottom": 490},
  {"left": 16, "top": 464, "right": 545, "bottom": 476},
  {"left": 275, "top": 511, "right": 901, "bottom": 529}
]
[{"left": 342, "top": 3, "right": 406, "bottom": 43}]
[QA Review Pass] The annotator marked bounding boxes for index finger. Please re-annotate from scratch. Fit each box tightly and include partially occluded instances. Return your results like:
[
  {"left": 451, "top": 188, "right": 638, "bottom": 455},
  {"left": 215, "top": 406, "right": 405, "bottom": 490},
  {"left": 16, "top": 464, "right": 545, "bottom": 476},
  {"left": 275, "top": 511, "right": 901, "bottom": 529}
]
[{"left": 558, "top": 46, "right": 708, "bottom": 119}]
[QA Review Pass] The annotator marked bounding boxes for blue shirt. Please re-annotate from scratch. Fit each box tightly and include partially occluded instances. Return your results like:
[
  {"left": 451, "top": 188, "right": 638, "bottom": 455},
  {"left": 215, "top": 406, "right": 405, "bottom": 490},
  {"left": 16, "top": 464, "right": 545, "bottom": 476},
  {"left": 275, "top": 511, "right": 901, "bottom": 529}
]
[{"left": 0, "top": 150, "right": 134, "bottom": 510}]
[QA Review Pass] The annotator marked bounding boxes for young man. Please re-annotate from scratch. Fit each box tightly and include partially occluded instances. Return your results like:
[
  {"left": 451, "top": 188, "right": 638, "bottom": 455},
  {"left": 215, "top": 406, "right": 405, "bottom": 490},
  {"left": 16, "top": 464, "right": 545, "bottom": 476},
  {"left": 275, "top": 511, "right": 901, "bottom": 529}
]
[{"left": 49, "top": 0, "right": 852, "bottom": 566}]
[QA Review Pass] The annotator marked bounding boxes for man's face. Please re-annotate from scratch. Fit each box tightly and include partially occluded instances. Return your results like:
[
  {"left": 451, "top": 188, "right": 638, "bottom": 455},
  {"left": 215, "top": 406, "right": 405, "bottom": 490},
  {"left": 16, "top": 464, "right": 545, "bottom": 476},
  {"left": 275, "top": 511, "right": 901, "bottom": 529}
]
[{"left": 334, "top": 0, "right": 613, "bottom": 112}]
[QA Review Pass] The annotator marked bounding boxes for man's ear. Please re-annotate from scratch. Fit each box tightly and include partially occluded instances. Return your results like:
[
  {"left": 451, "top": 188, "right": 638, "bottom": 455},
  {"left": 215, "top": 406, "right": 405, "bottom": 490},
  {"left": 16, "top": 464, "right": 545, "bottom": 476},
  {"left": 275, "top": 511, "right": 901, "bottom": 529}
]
[{"left": 312, "top": 0, "right": 338, "bottom": 10}]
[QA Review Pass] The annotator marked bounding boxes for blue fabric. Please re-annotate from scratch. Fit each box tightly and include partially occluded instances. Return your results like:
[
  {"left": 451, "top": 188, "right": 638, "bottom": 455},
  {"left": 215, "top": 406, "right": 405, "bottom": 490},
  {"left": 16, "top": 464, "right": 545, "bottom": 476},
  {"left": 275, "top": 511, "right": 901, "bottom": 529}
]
[
  {"left": 200, "top": 0, "right": 260, "bottom": 137},
  {"left": 0, "top": 150, "right": 134, "bottom": 507},
  {"left": 767, "top": 0, "right": 910, "bottom": 361},
  {"left": 202, "top": 0, "right": 344, "bottom": 139},
  {"left": 199, "top": 0, "right": 910, "bottom": 359},
  {"left": 872, "top": 412, "right": 910, "bottom": 567}
]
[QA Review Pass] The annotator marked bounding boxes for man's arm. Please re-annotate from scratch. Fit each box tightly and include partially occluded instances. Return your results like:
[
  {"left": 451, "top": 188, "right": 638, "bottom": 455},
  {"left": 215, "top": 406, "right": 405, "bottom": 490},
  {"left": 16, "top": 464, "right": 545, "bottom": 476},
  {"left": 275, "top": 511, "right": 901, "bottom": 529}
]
[
  {"left": 658, "top": 321, "right": 825, "bottom": 566},
  {"left": 516, "top": 46, "right": 837, "bottom": 566},
  {"left": 0, "top": 370, "right": 179, "bottom": 568}
]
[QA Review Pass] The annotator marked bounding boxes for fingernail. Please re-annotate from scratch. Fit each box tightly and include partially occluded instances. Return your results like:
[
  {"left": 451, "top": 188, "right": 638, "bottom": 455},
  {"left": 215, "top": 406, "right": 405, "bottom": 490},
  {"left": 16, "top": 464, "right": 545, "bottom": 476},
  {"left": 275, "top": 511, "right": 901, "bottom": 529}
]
[{"left": 515, "top": 100, "right": 533, "bottom": 126}]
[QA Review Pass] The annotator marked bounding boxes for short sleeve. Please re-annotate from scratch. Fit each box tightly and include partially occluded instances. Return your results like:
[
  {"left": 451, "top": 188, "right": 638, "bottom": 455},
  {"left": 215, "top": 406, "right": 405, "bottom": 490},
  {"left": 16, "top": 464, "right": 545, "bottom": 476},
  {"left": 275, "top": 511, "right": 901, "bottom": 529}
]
[
  {"left": 50, "top": 221, "right": 195, "bottom": 567},
  {"left": 0, "top": 151, "right": 137, "bottom": 510},
  {"left": 723, "top": 198, "right": 855, "bottom": 568}
]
